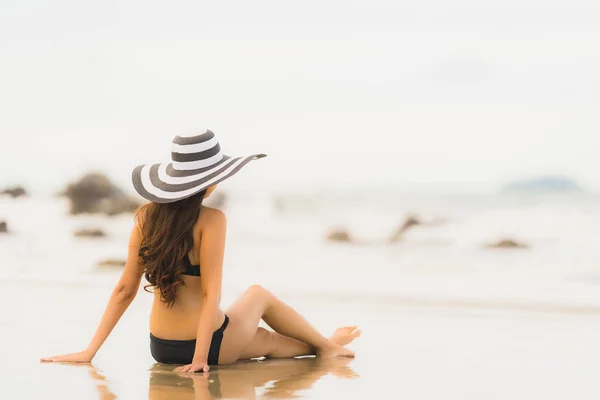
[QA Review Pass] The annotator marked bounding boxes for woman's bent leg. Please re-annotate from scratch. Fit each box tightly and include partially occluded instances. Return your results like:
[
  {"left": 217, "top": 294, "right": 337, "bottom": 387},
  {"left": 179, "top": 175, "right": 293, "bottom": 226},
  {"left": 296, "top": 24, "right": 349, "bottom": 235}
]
[
  {"left": 218, "top": 285, "right": 354, "bottom": 363},
  {"left": 238, "top": 328, "right": 313, "bottom": 359}
]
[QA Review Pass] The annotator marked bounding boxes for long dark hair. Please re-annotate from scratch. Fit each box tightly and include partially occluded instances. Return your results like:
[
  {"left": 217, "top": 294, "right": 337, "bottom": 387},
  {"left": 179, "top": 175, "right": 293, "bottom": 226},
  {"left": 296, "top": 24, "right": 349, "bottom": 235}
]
[{"left": 136, "top": 190, "right": 206, "bottom": 307}]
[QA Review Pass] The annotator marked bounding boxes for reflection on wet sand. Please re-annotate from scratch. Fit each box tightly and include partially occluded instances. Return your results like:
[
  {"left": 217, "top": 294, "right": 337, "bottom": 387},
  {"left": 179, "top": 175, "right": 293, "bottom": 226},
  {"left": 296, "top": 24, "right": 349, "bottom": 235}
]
[
  {"left": 148, "top": 357, "right": 358, "bottom": 399},
  {"left": 84, "top": 364, "right": 116, "bottom": 400}
]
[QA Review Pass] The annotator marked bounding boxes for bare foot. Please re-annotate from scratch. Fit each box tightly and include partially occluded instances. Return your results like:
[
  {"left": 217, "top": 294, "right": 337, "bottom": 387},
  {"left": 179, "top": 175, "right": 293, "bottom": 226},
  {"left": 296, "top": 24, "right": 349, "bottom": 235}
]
[
  {"left": 317, "top": 343, "right": 355, "bottom": 358},
  {"left": 330, "top": 326, "right": 361, "bottom": 346}
]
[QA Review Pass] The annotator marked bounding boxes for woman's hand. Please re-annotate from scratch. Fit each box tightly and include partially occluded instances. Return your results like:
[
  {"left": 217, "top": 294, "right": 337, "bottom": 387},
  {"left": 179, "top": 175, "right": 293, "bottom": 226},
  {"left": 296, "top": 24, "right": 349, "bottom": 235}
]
[
  {"left": 174, "top": 361, "right": 210, "bottom": 373},
  {"left": 40, "top": 350, "right": 94, "bottom": 364}
]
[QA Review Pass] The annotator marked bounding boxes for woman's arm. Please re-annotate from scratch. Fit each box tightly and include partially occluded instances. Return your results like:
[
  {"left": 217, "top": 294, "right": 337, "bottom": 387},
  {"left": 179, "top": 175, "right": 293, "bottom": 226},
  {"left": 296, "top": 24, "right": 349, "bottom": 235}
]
[
  {"left": 41, "top": 223, "right": 145, "bottom": 363},
  {"left": 175, "top": 209, "right": 226, "bottom": 373}
]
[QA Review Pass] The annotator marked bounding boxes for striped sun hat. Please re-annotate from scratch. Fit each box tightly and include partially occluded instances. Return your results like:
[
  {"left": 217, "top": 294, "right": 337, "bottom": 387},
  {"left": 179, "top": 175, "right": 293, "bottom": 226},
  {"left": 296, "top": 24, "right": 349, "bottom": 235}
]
[{"left": 132, "top": 129, "right": 266, "bottom": 203}]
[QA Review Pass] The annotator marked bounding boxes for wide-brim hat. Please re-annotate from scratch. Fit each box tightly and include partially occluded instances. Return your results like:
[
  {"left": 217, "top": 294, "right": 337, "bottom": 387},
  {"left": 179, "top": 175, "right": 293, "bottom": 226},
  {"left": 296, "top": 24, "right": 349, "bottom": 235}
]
[{"left": 132, "top": 129, "right": 266, "bottom": 203}]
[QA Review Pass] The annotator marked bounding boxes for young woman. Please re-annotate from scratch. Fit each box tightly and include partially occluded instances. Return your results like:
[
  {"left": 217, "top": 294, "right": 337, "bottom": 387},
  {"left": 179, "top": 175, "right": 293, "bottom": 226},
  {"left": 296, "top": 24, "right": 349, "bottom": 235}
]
[{"left": 41, "top": 130, "right": 360, "bottom": 373}]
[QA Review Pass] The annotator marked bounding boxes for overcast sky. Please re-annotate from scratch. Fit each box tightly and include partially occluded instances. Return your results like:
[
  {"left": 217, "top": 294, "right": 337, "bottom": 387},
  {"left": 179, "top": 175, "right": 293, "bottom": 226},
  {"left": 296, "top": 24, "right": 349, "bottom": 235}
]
[{"left": 1, "top": 0, "right": 599, "bottom": 194}]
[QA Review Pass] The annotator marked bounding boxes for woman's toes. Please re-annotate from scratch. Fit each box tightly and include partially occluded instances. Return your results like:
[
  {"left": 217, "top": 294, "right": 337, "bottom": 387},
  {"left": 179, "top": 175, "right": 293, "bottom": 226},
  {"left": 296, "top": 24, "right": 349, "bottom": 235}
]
[{"left": 330, "top": 326, "right": 361, "bottom": 346}]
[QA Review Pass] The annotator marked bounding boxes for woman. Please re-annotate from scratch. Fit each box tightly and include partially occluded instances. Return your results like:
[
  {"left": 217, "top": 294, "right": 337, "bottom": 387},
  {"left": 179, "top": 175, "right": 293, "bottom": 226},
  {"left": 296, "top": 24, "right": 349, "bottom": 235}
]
[{"left": 41, "top": 130, "right": 360, "bottom": 373}]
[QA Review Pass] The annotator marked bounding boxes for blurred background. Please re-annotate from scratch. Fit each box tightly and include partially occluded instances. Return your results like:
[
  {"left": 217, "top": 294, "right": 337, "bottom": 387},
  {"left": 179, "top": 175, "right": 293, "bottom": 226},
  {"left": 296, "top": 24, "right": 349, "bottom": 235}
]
[{"left": 2, "top": 1, "right": 600, "bottom": 399}]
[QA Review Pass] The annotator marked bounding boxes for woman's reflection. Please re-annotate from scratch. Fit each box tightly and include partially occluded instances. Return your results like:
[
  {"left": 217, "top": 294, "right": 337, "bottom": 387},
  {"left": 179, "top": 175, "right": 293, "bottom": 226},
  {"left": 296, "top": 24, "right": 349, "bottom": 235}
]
[{"left": 148, "top": 357, "right": 358, "bottom": 399}]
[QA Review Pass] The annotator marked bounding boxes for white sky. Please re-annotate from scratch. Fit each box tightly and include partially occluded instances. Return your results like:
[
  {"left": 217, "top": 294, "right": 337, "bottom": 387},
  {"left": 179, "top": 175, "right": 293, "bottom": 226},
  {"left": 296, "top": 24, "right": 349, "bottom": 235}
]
[{"left": 1, "top": 0, "right": 600, "bottom": 193}]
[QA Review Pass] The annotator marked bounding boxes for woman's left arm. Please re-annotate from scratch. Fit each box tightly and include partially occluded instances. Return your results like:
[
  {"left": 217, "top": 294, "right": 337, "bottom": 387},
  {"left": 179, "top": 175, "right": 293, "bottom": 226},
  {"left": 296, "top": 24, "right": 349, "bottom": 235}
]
[
  {"left": 41, "top": 223, "right": 144, "bottom": 363},
  {"left": 175, "top": 209, "right": 226, "bottom": 373}
]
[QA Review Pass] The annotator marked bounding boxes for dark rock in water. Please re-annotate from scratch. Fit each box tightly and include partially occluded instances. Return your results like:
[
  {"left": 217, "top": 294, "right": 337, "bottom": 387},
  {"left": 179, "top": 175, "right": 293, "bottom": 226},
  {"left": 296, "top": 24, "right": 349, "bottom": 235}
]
[
  {"left": 485, "top": 239, "right": 529, "bottom": 249},
  {"left": 0, "top": 221, "right": 7, "bottom": 234},
  {"left": 326, "top": 229, "right": 352, "bottom": 243},
  {"left": 389, "top": 215, "right": 422, "bottom": 243},
  {"left": 64, "top": 173, "right": 118, "bottom": 214},
  {"left": 67, "top": 172, "right": 117, "bottom": 197},
  {"left": 74, "top": 228, "right": 107, "bottom": 238},
  {"left": 96, "top": 258, "right": 126, "bottom": 268},
  {"left": 503, "top": 177, "right": 583, "bottom": 193},
  {"left": 63, "top": 172, "right": 140, "bottom": 215},
  {"left": 0, "top": 186, "right": 27, "bottom": 198},
  {"left": 102, "top": 197, "right": 141, "bottom": 216}
]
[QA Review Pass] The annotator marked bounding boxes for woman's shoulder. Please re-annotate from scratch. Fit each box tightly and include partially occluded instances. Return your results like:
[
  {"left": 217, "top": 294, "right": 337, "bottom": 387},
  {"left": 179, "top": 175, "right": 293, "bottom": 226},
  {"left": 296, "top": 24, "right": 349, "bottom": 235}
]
[{"left": 199, "top": 206, "right": 227, "bottom": 227}]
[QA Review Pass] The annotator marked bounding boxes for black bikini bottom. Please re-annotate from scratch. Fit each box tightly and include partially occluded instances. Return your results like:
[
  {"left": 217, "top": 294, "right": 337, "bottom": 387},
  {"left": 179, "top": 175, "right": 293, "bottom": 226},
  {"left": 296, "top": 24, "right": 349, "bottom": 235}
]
[{"left": 149, "top": 315, "right": 229, "bottom": 366}]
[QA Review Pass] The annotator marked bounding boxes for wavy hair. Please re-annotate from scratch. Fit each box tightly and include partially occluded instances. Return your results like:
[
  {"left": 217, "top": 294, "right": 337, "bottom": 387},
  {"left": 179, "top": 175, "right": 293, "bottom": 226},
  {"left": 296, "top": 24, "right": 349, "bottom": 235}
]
[{"left": 136, "top": 190, "right": 206, "bottom": 307}]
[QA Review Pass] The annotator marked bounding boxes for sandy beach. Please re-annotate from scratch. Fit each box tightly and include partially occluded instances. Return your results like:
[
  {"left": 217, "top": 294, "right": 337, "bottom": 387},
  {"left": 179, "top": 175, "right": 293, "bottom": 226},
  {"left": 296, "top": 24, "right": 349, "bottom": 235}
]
[{"left": 4, "top": 277, "right": 600, "bottom": 399}]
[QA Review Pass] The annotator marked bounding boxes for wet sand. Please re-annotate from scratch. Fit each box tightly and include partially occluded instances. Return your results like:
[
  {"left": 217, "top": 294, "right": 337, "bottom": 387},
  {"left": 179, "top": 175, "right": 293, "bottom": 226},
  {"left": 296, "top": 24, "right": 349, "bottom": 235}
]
[
  {"left": 2, "top": 277, "right": 599, "bottom": 399},
  {"left": 146, "top": 358, "right": 358, "bottom": 399}
]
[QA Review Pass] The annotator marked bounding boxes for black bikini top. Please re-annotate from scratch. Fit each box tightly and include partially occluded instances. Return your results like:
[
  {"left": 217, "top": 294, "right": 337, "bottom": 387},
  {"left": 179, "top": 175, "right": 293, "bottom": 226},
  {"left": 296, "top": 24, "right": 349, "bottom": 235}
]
[
  {"left": 139, "top": 246, "right": 200, "bottom": 276},
  {"left": 183, "top": 254, "right": 200, "bottom": 276}
]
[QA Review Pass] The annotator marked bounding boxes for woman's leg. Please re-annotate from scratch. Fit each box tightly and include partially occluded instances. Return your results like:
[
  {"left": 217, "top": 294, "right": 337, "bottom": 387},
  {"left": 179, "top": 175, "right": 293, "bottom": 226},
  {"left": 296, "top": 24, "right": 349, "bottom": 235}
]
[
  {"left": 239, "top": 325, "right": 361, "bottom": 360},
  {"left": 239, "top": 327, "right": 313, "bottom": 359},
  {"left": 218, "top": 285, "right": 355, "bottom": 363}
]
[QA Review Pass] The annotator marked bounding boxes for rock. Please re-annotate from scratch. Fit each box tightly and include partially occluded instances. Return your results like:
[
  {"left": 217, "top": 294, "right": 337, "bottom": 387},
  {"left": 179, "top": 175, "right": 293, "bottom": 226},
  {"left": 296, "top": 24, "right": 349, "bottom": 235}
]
[
  {"left": 0, "top": 186, "right": 27, "bottom": 198},
  {"left": 74, "top": 228, "right": 107, "bottom": 238},
  {"left": 96, "top": 259, "right": 126, "bottom": 269},
  {"left": 485, "top": 239, "right": 529, "bottom": 249},
  {"left": 326, "top": 229, "right": 352, "bottom": 243},
  {"left": 63, "top": 172, "right": 118, "bottom": 214},
  {"left": 102, "top": 197, "right": 141, "bottom": 216},
  {"left": 389, "top": 215, "right": 422, "bottom": 242},
  {"left": 63, "top": 172, "right": 140, "bottom": 215},
  {"left": 0, "top": 221, "right": 7, "bottom": 234}
]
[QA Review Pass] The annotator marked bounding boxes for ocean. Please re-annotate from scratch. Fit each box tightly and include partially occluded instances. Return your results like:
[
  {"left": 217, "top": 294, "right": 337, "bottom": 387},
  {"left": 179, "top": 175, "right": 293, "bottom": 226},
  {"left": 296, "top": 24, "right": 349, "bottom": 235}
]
[{"left": 4, "top": 189, "right": 600, "bottom": 303}]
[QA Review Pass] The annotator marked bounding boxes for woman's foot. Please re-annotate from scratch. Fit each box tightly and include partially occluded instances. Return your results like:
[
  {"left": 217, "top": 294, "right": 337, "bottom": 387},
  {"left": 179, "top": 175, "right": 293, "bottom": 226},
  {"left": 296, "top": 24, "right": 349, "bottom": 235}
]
[
  {"left": 329, "top": 326, "right": 361, "bottom": 346},
  {"left": 317, "top": 343, "right": 355, "bottom": 358},
  {"left": 315, "top": 326, "right": 361, "bottom": 358}
]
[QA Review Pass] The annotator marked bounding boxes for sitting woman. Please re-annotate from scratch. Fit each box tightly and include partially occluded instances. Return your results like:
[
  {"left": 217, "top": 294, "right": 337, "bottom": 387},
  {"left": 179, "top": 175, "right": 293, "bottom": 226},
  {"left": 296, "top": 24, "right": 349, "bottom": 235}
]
[{"left": 41, "top": 130, "right": 360, "bottom": 373}]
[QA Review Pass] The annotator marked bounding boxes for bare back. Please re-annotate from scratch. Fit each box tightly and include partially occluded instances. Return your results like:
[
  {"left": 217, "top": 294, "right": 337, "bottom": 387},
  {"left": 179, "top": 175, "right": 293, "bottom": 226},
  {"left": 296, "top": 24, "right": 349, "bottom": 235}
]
[{"left": 148, "top": 206, "right": 226, "bottom": 339}]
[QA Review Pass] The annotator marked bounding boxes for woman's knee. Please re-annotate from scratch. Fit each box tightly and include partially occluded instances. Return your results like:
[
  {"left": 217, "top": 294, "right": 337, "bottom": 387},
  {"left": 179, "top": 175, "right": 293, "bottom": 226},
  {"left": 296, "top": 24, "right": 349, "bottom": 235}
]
[
  {"left": 241, "top": 285, "right": 275, "bottom": 314},
  {"left": 246, "top": 284, "right": 271, "bottom": 298}
]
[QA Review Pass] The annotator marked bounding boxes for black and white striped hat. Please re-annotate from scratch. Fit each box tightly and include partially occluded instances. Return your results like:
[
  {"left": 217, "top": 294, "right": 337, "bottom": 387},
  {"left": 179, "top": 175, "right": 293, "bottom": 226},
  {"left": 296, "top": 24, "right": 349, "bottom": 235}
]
[{"left": 132, "top": 129, "right": 266, "bottom": 203}]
